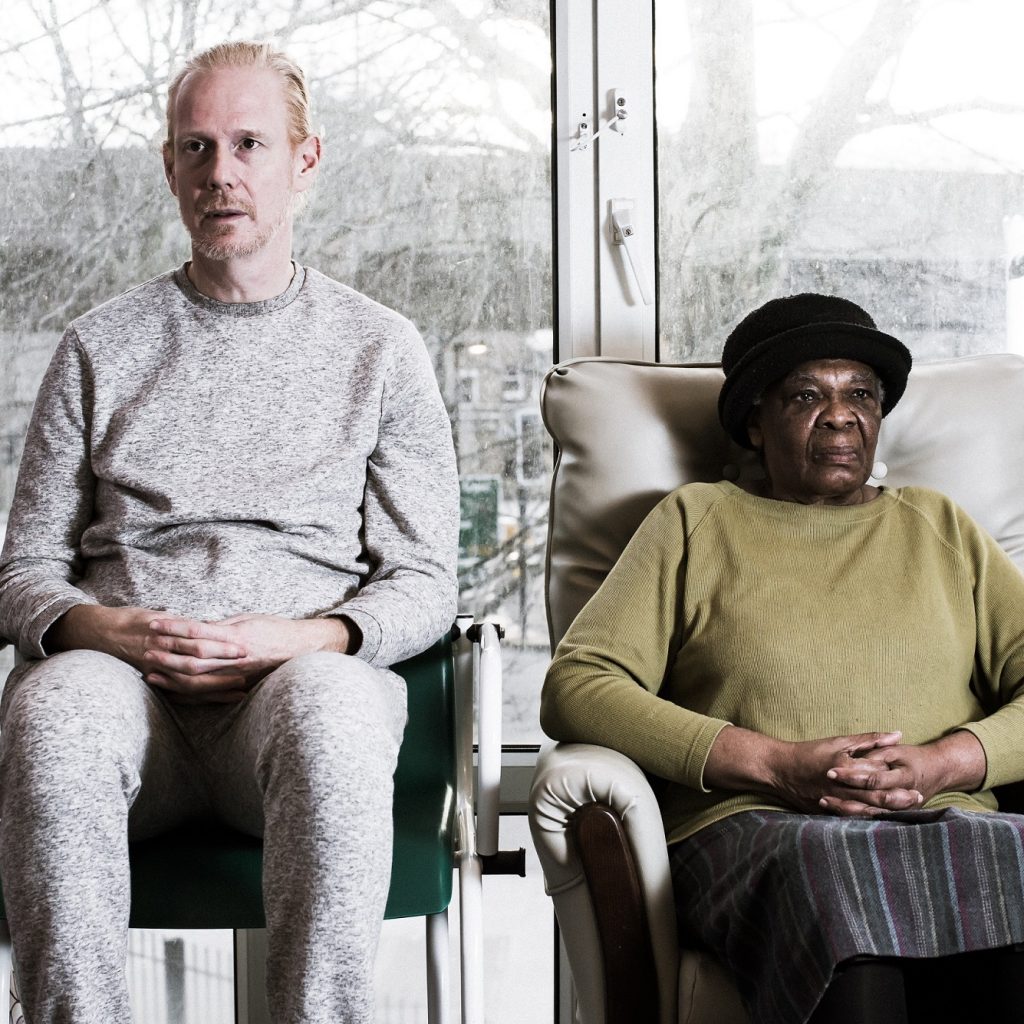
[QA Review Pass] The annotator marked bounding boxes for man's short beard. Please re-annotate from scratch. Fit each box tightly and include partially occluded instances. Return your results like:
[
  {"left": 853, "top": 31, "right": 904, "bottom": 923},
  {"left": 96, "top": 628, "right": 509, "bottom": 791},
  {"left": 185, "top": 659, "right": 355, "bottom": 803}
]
[
  {"left": 191, "top": 221, "right": 281, "bottom": 261},
  {"left": 186, "top": 201, "right": 293, "bottom": 261}
]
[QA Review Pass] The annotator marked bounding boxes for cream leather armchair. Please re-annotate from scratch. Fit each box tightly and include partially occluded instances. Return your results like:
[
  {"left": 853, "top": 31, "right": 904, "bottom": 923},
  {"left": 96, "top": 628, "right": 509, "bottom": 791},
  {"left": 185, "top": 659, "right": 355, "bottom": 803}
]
[{"left": 528, "top": 354, "right": 1024, "bottom": 1024}]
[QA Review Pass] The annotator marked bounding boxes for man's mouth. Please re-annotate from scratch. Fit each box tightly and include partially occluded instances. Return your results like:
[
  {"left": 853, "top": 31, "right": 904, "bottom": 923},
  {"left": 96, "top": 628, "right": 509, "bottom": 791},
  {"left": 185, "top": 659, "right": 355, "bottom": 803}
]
[{"left": 203, "top": 209, "right": 247, "bottom": 220}]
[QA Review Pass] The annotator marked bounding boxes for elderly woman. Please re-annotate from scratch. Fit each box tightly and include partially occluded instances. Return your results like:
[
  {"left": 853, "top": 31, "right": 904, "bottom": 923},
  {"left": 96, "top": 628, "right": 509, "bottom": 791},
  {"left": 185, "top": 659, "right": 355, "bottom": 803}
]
[{"left": 541, "top": 294, "right": 1024, "bottom": 1024}]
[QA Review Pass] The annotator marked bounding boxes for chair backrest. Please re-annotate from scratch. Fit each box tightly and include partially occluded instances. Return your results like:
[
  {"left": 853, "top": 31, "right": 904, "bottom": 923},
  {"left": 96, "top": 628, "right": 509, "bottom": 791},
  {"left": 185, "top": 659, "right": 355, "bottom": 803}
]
[{"left": 541, "top": 354, "right": 1024, "bottom": 650}]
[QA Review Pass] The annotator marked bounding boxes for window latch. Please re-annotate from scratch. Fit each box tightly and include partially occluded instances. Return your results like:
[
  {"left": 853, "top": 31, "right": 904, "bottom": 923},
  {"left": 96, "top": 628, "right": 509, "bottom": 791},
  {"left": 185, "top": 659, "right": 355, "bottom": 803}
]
[{"left": 610, "top": 199, "right": 654, "bottom": 306}]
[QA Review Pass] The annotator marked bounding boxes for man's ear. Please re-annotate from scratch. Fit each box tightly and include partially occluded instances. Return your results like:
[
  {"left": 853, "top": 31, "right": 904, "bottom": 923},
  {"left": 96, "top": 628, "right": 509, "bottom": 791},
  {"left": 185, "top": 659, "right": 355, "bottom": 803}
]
[
  {"left": 292, "top": 134, "right": 322, "bottom": 193},
  {"left": 163, "top": 142, "right": 178, "bottom": 196}
]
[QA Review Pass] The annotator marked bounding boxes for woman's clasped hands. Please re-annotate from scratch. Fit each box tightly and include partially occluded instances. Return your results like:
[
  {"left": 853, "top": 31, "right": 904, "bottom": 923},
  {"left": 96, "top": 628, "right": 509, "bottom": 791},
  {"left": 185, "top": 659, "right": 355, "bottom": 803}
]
[
  {"left": 705, "top": 724, "right": 987, "bottom": 819},
  {"left": 775, "top": 729, "right": 988, "bottom": 817}
]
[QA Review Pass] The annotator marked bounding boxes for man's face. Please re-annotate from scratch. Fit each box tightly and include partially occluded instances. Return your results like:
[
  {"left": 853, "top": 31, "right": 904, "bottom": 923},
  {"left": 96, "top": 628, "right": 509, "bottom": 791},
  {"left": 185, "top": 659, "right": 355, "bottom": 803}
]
[{"left": 163, "top": 65, "right": 319, "bottom": 262}]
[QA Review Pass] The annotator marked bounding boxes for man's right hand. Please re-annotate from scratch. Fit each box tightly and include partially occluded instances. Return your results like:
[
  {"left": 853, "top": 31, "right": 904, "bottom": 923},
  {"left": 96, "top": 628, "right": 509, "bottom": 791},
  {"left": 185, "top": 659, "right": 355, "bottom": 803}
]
[{"left": 44, "top": 605, "right": 250, "bottom": 703}]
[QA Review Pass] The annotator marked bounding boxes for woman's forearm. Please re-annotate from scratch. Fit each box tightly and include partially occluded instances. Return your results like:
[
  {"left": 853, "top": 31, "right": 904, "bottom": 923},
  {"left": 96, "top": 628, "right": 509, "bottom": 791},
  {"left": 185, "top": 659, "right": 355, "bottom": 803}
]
[
  {"left": 703, "top": 724, "right": 786, "bottom": 793},
  {"left": 917, "top": 730, "right": 987, "bottom": 795}
]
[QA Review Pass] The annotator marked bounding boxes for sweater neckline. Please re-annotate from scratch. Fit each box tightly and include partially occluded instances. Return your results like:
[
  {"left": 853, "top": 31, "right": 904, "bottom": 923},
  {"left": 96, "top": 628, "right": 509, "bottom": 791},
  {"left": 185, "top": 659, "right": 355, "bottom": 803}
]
[
  {"left": 173, "top": 262, "right": 306, "bottom": 316},
  {"left": 716, "top": 479, "right": 895, "bottom": 522}
]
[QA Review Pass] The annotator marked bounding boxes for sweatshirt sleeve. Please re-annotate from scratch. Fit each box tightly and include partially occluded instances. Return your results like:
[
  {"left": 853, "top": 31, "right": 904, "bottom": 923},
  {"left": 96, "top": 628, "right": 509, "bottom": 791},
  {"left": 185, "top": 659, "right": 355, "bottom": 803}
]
[
  {"left": 0, "top": 328, "right": 101, "bottom": 657},
  {"left": 540, "top": 490, "right": 732, "bottom": 790},
  {"left": 951, "top": 507, "right": 1024, "bottom": 789},
  {"left": 330, "top": 321, "right": 460, "bottom": 667}
]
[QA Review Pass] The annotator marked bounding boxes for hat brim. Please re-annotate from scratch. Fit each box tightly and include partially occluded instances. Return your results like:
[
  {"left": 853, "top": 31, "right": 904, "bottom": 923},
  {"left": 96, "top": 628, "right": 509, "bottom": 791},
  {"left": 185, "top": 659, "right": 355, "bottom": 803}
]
[{"left": 718, "top": 322, "right": 912, "bottom": 450}]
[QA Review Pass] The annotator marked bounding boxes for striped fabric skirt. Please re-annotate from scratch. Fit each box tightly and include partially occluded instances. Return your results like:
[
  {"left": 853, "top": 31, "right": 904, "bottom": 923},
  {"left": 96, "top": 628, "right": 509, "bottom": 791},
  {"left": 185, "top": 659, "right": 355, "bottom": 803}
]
[{"left": 668, "top": 808, "right": 1024, "bottom": 1024}]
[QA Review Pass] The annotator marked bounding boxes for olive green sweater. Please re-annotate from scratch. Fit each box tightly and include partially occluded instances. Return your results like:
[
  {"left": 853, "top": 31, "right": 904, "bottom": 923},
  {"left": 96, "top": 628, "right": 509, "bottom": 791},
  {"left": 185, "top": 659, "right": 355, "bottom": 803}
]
[{"left": 541, "top": 482, "right": 1024, "bottom": 844}]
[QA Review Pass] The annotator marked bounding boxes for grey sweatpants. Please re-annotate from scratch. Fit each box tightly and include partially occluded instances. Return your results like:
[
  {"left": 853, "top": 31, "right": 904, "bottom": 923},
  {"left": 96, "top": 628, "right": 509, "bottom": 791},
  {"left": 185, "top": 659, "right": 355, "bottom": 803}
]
[{"left": 0, "top": 648, "right": 408, "bottom": 1024}]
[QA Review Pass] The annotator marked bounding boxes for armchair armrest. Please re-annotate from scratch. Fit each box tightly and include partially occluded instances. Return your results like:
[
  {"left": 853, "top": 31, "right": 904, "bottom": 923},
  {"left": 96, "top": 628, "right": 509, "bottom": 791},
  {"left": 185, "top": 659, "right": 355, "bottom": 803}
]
[{"left": 529, "top": 742, "right": 679, "bottom": 1024}]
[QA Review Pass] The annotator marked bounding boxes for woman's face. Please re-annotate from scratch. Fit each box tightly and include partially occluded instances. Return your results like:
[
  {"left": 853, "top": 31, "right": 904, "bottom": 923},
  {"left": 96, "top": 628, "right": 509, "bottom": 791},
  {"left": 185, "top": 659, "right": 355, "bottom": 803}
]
[{"left": 746, "top": 358, "right": 883, "bottom": 505}]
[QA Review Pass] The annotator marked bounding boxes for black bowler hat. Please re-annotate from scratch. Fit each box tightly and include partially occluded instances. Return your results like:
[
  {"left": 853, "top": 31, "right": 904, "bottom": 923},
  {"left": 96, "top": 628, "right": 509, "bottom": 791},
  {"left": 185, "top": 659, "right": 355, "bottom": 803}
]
[{"left": 717, "top": 293, "right": 913, "bottom": 450}]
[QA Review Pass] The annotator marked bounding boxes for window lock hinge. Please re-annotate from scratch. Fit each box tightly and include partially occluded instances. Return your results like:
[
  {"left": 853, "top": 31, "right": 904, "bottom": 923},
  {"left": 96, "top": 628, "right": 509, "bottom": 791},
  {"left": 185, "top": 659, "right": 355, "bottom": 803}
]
[{"left": 571, "top": 90, "right": 629, "bottom": 152}]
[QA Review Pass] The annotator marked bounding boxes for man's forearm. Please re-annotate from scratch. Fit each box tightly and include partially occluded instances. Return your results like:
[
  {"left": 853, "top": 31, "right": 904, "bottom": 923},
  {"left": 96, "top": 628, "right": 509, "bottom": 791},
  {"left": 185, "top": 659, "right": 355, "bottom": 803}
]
[
  {"left": 45, "top": 605, "right": 116, "bottom": 655},
  {"left": 308, "top": 616, "right": 360, "bottom": 655}
]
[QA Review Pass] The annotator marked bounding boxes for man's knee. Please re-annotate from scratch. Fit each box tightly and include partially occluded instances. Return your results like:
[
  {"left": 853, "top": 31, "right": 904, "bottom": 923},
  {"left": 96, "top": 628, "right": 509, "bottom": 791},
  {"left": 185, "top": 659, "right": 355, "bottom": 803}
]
[
  {"left": 263, "top": 652, "right": 406, "bottom": 724},
  {"left": 0, "top": 650, "right": 152, "bottom": 781},
  {"left": 254, "top": 652, "right": 407, "bottom": 773},
  {"left": 3, "top": 650, "right": 144, "bottom": 729}
]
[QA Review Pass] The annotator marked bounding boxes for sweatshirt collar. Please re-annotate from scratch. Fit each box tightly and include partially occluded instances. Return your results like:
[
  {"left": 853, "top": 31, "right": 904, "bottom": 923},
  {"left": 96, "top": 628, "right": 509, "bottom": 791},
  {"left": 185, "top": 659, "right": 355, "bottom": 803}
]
[{"left": 173, "top": 262, "right": 306, "bottom": 317}]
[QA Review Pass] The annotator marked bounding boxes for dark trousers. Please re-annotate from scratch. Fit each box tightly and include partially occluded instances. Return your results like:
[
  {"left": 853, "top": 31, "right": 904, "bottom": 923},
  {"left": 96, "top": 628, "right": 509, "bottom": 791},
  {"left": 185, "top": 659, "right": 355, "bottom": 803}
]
[{"left": 810, "top": 947, "right": 1024, "bottom": 1024}]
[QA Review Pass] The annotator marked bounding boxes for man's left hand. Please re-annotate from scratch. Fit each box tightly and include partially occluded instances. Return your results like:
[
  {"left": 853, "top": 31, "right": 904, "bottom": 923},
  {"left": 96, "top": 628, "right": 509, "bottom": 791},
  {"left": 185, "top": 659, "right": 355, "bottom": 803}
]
[{"left": 143, "top": 613, "right": 353, "bottom": 699}]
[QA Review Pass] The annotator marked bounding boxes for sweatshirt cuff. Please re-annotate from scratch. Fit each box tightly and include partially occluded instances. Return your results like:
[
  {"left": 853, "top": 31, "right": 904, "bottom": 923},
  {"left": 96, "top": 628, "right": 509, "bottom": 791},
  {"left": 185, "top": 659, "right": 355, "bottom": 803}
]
[
  {"left": 22, "top": 594, "right": 99, "bottom": 660},
  {"left": 689, "top": 719, "right": 734, "bottom": 793},
  {"left": 326, "top": 607, "right": 383, "bottom": 665},
  {"left": 958, "top": 710, "right": 1024, "bottom": 790}
]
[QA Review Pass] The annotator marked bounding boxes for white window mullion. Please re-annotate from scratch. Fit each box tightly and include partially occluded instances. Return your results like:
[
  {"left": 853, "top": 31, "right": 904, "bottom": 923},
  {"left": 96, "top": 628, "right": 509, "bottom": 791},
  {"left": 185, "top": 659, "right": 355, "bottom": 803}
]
[
  {"left": 595, "top": 0, "right": 657, "bottom": 359},
  {"left": 554, "top": 0, "right": 657, "bottom": 363},
  {"left": 554, "top": 0, "right": 599, "bottom": 360}
]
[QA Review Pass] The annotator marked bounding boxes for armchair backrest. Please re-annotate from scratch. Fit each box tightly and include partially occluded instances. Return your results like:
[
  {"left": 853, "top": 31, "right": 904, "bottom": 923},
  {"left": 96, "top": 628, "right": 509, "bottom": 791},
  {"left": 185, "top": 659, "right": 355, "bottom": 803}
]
[{"left": 541, "top": 354, "right": 1024, "bottom": 651}]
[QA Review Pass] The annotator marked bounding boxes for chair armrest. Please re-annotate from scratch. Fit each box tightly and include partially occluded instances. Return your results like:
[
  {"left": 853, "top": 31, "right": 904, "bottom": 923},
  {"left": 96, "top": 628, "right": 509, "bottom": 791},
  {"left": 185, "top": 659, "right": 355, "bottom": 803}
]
[{"left": 529, "top": 742, "right": 679, "bottom": 1024}]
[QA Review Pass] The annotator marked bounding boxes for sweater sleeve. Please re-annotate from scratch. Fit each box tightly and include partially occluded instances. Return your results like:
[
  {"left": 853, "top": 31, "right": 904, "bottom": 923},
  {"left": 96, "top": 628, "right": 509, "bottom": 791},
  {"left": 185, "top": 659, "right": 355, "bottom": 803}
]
[
  {"left": 540, "top": 489, "right": 732, "bottom": 791},
  {"left": 329, "top": 321, "right": 460, "bottom": 667},
  {"left": 951, "top": 507, "right": 1024, "bottom": 789},
  {"left": 0, "top": 328, "right": 101, "bottom": 656}
]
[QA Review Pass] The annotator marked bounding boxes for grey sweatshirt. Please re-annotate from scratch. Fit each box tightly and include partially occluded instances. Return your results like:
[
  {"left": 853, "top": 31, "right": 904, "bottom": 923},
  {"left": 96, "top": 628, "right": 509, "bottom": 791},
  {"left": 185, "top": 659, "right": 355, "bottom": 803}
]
[{"left": 0, "top": 264, "right": 460, "bottom": 667}]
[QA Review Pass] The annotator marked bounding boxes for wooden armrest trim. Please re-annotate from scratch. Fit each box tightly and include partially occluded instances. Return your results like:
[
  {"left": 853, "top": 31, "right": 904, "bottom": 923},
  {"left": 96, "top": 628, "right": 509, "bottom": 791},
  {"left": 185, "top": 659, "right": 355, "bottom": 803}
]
[{"left": 571, "top": 802, "right": 660, "bottom": 1024}]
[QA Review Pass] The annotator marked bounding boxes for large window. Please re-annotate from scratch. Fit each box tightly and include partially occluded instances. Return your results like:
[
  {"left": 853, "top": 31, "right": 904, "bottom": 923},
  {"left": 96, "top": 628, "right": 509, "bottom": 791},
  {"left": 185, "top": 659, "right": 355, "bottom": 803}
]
[
  {"left": 655, "top": 0, "right": 1024, "bottom": 362},
  {"left": 5, "top": 1, "right": 1024, "bottom": 1020},
  {"left": 0, "top": 0, "right": 553, "bottom": 736}
]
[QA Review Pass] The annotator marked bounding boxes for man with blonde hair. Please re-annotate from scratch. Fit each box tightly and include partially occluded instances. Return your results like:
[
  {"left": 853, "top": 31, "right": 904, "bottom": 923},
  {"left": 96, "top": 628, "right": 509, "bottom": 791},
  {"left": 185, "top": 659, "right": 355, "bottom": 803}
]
[{"left": 0, "top": 41, "right": 459, "bottom": 1023}]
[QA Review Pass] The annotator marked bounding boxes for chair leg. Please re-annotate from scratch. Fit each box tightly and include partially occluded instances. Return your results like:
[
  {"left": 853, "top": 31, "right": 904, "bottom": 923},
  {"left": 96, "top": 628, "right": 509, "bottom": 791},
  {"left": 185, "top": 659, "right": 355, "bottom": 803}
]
[
  {"left": 426, "top": 910, "right": 450, "bottom": 1024},
  {"left": 458, "top": 854, "right": 484, "bottom": 1024},
  {"left": 0, "top": 922, "right": 20, "bottom": 1024},
  {"left": 233, "top": 928, "right": 270, "bottom": 1024}
]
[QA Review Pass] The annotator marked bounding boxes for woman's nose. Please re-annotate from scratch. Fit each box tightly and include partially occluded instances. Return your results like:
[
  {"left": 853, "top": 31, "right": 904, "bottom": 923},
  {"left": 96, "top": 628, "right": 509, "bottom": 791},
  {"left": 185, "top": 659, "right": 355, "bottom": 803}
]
[{"left": 819, "top": 398, "right": 856, "bottom": 429}]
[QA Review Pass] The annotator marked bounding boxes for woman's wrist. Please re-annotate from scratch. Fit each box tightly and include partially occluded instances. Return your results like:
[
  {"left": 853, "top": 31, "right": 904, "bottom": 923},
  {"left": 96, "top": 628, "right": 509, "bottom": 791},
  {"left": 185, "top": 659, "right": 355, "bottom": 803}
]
[
  {"left": 704, "top": 725, "right": 787, "bottom": 794},
  {"left": 924, "top": 730, "right": 987, "bottom": 794}
]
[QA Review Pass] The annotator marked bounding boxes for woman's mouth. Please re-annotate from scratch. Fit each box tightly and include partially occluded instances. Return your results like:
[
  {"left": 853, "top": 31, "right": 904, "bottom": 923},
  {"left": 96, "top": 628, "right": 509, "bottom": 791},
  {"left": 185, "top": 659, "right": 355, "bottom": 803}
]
[{"left": 813, "top": 447, "right": 859, "bottom": 465}]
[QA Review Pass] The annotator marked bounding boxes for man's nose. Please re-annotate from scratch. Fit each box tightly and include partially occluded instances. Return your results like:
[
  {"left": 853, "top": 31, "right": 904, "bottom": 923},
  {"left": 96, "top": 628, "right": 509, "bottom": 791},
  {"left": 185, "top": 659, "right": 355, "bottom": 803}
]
[{"left": 206, "top": 145, "right": 237, "bottom": 190}]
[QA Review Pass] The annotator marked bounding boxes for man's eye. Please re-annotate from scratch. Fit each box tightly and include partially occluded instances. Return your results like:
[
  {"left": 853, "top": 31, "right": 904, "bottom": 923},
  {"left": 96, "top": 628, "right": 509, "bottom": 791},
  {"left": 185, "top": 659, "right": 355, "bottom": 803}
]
[
  {"left": 852, "top": 388, "right": 874, "bottom": 400},
  {"left": 795, "top": 390, "right": 817, "bottom": 402},
  {"left": 239, "top": 138, "right": 262, "bottom": 151},
  {"left": 182, "top": 140, "right": 205, "bottom": 154}
]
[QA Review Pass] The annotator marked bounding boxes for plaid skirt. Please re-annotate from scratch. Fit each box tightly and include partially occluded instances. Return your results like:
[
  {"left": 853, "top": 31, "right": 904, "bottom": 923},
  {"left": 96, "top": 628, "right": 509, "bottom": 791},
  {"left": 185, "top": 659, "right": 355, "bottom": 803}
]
[{"left": 669, "top": 808, "right": 1024, "bottom": 1024}]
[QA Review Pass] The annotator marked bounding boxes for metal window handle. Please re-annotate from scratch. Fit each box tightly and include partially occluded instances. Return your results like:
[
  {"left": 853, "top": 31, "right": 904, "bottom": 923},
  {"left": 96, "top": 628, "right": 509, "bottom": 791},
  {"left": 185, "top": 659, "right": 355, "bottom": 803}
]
[{"left": 610, "top": 200, "right": 654, "bottom": 306}]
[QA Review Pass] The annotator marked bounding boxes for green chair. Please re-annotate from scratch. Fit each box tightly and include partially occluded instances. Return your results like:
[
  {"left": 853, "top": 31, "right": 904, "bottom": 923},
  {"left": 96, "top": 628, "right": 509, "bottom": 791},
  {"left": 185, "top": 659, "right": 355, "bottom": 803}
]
[{"left": 1, "top": 624, "right": 501, "bottom": 1024}]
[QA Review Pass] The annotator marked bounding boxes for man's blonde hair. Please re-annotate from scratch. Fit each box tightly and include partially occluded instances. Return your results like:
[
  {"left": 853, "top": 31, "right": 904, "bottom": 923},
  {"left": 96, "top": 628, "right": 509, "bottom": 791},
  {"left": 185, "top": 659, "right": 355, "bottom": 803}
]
[{"left": 164, "top": 41, "right": 313, "bottom": 149}]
